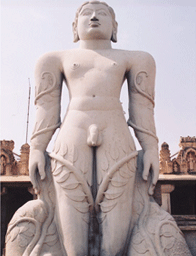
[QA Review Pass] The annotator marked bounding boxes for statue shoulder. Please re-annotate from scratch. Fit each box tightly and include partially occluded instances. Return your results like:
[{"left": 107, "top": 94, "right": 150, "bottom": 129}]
[
  {"left": 125, "top": 50, "right": 156, "bottom": 71},
  {"left": 35, "top": 50, "right": 70, "bottom": 73}
]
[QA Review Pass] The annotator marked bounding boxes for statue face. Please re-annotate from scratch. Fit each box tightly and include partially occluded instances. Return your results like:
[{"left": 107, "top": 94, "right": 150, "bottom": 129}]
[{"left": 77, "top": 3, "right": 113, "bottom": 41}]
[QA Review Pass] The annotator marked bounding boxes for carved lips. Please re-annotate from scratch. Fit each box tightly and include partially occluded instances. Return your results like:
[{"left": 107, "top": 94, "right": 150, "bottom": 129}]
[{"left": 89, "top": 21, "right": 101, "bottom": 28}]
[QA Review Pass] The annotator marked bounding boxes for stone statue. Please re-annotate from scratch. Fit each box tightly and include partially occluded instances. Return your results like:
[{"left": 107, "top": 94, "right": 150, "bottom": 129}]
[{"left": 5, "top": 1, "right": 192, "bottom": 255}]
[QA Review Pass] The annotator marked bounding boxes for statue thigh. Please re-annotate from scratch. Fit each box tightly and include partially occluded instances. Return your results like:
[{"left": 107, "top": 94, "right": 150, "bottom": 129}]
[
  {"left": 96, "top": 127, "right": 137, "bottom": 255},
  {"left": 51, "top": 127, "right": 93, "bottom": 256}
]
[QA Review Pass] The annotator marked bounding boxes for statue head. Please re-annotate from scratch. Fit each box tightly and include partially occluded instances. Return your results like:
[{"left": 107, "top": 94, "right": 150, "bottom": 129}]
[{"left": 72, "top": 1, "right": 118, "bottom": 43}]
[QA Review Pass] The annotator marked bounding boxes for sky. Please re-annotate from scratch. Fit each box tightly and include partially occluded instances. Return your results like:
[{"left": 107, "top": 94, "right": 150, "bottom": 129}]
[{"left": 1, "top": 0, "right": 196, "bottom": 156}]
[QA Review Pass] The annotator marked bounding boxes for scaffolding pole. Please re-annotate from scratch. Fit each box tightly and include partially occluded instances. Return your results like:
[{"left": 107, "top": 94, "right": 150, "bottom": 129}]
[{"left": 25, "top": 78, "right": 31, "bottom": 144}]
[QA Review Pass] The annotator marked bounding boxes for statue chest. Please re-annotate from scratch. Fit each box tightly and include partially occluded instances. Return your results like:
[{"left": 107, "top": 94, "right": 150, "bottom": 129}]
[{"left": 63, "top": 53, "right": 126, "bottom": 83}]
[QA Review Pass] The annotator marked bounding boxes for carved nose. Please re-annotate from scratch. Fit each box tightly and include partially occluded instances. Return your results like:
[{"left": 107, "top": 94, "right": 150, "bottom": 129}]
[{"left": 90, "top": 16, "right": 99, "bottom": 21}]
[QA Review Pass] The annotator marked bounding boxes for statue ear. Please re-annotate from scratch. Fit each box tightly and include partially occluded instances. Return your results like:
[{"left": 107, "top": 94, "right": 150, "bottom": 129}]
[
  {"left": 72, "top": 22, "right": 80, "bottom": 43},
  {"left": 111, "top": 21, "right": 118, "bottom": 43}
]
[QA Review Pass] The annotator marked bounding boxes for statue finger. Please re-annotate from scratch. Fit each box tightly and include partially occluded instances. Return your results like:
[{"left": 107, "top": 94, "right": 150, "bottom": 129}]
[
  {"left": 148, "top": 164, "right": 159, "bottom": 195},
  {"left": 148, "top": 183, "right": 155, "bottom": 195},
  {"left": 38, "top": 161, "right": 46, "bottom": 180},
  {"left": 142, "top": 158, "right": 150, "bottom": 181},
  {"left": 152, "top": 163, "right": 159, "bottom": 186},
  {"left": 29, "top": 164, "right": 40, "bottom": 194}
]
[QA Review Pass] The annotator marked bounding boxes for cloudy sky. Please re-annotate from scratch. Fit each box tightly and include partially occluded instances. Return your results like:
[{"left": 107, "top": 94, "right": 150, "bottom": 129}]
[{"left": 1, "top": 0, "right": 196, "bottom": 155}]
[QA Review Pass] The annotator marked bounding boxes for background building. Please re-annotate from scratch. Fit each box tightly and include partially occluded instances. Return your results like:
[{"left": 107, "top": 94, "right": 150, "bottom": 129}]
[{"left": 0, "top": 140, "right": 35, "bottom": 255}]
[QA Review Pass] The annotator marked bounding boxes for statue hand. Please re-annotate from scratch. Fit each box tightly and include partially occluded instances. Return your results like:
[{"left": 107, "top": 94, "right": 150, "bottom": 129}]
[
  {"left": 142, "top": 149, "right": 159, "bottom": 195},
  {"left": 29, "top": 149, "right": 46, "bottom": 194}
]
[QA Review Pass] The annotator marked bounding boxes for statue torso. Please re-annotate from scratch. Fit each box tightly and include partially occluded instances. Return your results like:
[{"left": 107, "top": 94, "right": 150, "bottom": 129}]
[{"left": 61, "top": 48, "right": 131, "bottom": 111}]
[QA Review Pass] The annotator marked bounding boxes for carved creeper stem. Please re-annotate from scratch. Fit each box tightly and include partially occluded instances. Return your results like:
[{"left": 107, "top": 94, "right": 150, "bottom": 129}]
[
  {"left": 6, "top": 217, "right": 41, "bottom": 256},
  {"left": 128, "top": 70, "right": 159, "bottom": 142},
  {"left": 34, "top": 72, "right": 57, "bottom": 104},
  {"left": 95, "top": 151, "right": 138, "bottom": 211},
  {"left": 49, "top": 152, "right": 95, "bottom": 211}
]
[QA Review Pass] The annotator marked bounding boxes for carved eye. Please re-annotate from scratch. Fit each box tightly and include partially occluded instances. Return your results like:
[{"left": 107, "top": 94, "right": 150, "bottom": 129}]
[
  {"left": 81, "top": 9, "right": 93, "bottom": 16},
  {"left": 98, "top": 11, "right": 107, "bottom": 16}
]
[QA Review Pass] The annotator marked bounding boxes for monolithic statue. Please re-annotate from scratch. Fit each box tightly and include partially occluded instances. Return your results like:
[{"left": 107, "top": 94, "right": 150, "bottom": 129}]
[{"left": 5, "top": 1, "right": 192, "bottom": 255}]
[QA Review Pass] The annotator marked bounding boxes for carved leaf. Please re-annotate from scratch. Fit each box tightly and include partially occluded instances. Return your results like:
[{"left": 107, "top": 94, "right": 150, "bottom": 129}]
[
  {"left": 56, "top": 172, "right": 70, "bottom": 184},
  {"left": 49, "top": 89, "right": 61, "bottom": 98},
  {"left": 109, "top": 142, "right": 119, "bottom": 161},
  {"left": 160, "top": 223, "right": 178, "bottom": 251},
  {"left": 136, "top": 73, "right": 143, "bottom": 86},
  {"left": 61, "top": 182, "right": 79, "bottom": 190},
  {"left": 51, "top": 159, "right": 57, "bottom": 173},
  {"left": 68, "top": 145, "right": 78, "bottom": 163},
  {"left": 59, "top": 143, "right": 68, "bottom": 157},
  {"left": 52, "top": 165, "right": 63, "bottom": 176},
  {"left": 132, "top": 230, "right": 144, "bottom": 245},
  {"left": 146, "top": 221, "right": 156, "bottom": 235},
  {"left": 18, "top": 234, "right": 28, "bottom": 248},
  {"left": 111, "top": 179, "right": 128, "bottom": 187},
  {"left": 18, "top": 223, "right": 35, "bottom": 238},
  {"left": 132, "top": 240, "right": 149, "bottom": 254},
  {"left": 54, "top": 142, "right": 60, "bottom": 154},
  {"left": 74, "top": 202, "right": 89, "bottom": 213},
  {"left": 161, "top": 235, "right": 175, "bottom": 250},
  {"left": 101, "top": 151, "right": 109, "bottom": 171},
  {"left": 82, "top": 214, "right": 89, "bottom": 224},
  {"left": 127, "top": 160, "right": 136, "bottom": 173},
  {"left": 104, "top": 190, "right": 123, "bottom": 200},
  {"left": 19, "top": 225, "right": 28, "bottom": 234},
  {"left": 119, "top": 166, "right": 132, "bottom": 179},
  {"left": 100, "top": 201, "right": 117, "bottom": 213},
  {"left": 33, "top": 207, "right": 47, "bottom": 223},
  {"left": 22, "top": 228, "right": 35, "bottom": 238},
  {"left": 120, "top": 136, "right": 129, "bottom": 155},
  {"left": 47, "top": 222, "right": 57, "bottom": 236},
  {"left": 149, "top": 202, "right": 159, "bottom": 217},
  {"left": 10, "top": 226, "right": 20, "bottom": 242},
  {"left": 67, "top": 193, "right": 86, "bottom": 202},
  {"left": 80, "top": 153, "right": 89, "bottom": 174},
  {"left": 5, "top": 234, "right": 11, "bottom": 243},
  {"left": 44, "top": 234, "right": 58, "bottom": 247},
  {"left": 98, "top": 213, "right": 106, "bottom": 224},
  {"left": 97, "top": 170, "right": 103, "bottom": 185}
]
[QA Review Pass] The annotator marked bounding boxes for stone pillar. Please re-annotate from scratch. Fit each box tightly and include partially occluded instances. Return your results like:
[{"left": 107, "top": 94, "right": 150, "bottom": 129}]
[
  {"left": 161, "top": 184, "right": 175, "bottom": 213},
  {"left": 19, "top": 143, "right": 30, "bottom": 175}
]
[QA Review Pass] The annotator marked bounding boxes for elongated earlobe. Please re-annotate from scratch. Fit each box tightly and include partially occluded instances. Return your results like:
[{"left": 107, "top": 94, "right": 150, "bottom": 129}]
[
  {"left": 111, "top": 21, "right": 118, "bottom": 43},
  {"left": 72, "top": 22, "right": 80, "bottom": 43},
  {"left": 111, "top": 31, "right": 117, "bottom": 43}
]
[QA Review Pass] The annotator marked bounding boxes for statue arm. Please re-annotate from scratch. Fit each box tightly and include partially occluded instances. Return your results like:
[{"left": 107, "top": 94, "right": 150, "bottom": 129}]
[
  {"left": 127, "top": 52, "right": 159, "bottom": 195},
  {"left": 29, "top": 53, "right": 63, "bottom": 193}
]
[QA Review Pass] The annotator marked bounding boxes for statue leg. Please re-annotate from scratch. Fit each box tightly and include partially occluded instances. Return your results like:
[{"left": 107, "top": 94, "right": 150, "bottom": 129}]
[
  {"left": 128, "top": 151, "right": 192, "bottom": 256},
  {"left": 51, "top": 127, "right": 93, "bottom": 256},
  {"left": 96, "top": 126, "right": 137, "bottom": 256}
]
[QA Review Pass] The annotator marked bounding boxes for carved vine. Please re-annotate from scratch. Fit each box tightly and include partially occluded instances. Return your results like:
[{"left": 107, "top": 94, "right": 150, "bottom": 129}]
[
  {"left": 95, "top": 151, "right": 138, "bottom": 211},
  {"left": 35, "top": 72, "right": 58, "bottom": 104},
  {"left": 49, "top": 152, "right": 94, "bottom": 212},
  {"left": 128, "top": 70, "right": 159, "bottom": 142},
  {"left": 31, "top": 123, "right": 61, "bottom": 140},
  {"left": 134, "top": 71, "right": 155, "bottom": 107}
]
